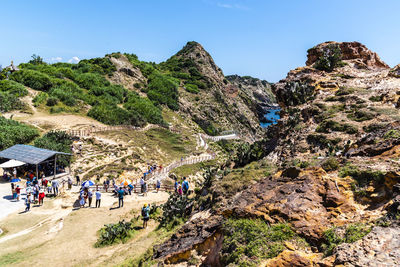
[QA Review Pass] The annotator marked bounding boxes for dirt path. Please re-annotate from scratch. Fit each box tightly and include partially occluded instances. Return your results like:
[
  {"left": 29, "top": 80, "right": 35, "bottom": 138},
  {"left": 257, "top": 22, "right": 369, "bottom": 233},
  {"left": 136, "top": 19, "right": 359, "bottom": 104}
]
[{"left": 0, "top": 189, "right": 169, "bottom": 266}]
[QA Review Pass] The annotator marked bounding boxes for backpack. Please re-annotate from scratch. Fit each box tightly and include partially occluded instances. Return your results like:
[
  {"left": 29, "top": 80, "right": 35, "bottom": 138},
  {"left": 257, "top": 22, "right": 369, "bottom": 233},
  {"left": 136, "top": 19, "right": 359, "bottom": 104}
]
[
  {"left": 141, "top": 207, "right": 147, "bottom": 217},
  {"left": 182, "top": 181, "right": 189, "bottom": 191}
]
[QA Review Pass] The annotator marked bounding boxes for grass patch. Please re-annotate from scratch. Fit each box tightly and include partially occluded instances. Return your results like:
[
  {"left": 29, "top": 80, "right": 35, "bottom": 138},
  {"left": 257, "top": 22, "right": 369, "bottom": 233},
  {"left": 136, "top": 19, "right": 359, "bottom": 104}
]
[
  {"left": 173, "top": 160, "right": 217, "bottom": 177},
  {"left": 347, "top": 110, "right": 375, "bottom": 122},
  {"left": 322, "top": 223, "right": 372, "bottom": 256},
  {"left": 0, "top": 251, "right": 25, "bottom": 265},
  {"left": 316, "top": 120, "right": 358, "bottom": 134},
  {"left": 339, "top": 164, "right": 385, "bottom": 187}
]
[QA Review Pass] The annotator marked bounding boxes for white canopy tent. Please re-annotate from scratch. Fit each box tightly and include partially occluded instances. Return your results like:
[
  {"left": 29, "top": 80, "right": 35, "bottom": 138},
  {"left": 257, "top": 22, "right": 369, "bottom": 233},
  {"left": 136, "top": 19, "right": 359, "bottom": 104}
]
[{"left": 0, "top": 159, "right": 26, "bottom": 168}]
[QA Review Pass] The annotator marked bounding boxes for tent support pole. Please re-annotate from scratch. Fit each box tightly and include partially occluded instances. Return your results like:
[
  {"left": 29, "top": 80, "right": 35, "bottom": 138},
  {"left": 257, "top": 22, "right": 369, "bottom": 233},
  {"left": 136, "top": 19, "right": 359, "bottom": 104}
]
[
  {"left": 68, "top": 156, "right": 71, "bottom": 177},
  {"left": 36, "top": 164, "right": 39, "bottom": 180},
  {"left": 54, "top": 155, "right": 57, "bottom": 179}
]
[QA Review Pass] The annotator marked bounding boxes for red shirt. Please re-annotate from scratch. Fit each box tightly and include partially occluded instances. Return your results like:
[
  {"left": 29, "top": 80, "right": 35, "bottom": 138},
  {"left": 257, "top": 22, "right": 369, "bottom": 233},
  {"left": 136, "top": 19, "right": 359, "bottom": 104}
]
[{"left": 15, "top": 187, "right": 21, "bottom": 194}]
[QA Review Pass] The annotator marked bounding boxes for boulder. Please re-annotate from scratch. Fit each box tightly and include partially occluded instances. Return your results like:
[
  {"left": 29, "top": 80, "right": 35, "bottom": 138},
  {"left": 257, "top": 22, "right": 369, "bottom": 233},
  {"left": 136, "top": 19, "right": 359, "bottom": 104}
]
[{"left": 306, "top": 41, "right": 389, "bottom": 69}]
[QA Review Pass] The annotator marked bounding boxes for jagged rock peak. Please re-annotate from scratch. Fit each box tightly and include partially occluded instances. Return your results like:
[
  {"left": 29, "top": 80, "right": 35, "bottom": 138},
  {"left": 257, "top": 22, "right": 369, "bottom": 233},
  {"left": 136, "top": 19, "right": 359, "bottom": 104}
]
[{"left": 306, "top": 41, "right": 389, "bottom": 69}]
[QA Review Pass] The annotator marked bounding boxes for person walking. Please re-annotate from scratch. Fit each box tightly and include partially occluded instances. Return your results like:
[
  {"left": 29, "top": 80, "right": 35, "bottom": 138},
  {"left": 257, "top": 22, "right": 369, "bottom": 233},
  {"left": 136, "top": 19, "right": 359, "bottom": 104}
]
[
  {"left": 118, "top": 187, "right": 124, "bottom": 208},
  {"left": 88, "top": 189, "right": 93, "bottom": 207},
  {"left": 76, "top": 175, "right": 80, "bottom": 186},
  {"left": 13, "top": 168, "right": 17, "bottom": 179},
  {"left": 177, "top": 184, "right": 183, "bottom": 196},
  {"left": 15, "top": 185, "right": 21, "bottom": 201},
  {"left": 142, "top": 204, "right": 150, "bottom": 229},
  {"left": 52, "top": 179, "right": 59, "bottom": 196},
  {"left": 140, "top": 177, "right": 145, "bottom": 194},
  {"left": 95, "top": 188, "right": 101, "bottom": 208},
  {"left": 182, "top": 177, "right": 189, "bottom": 195},
  {"left": 174, "top": 179, "right": 179, "bottom": 193},
  {"left": 68, "top": 177, "right": 72, "bottom": 190},
  {"left": 156, "top": 179, "right": 161, "bottom": 193},
  {"left": 25, "top": 193, "right": 32, "bottom": 212},
  {"left": 11, "top": 183, "right": 16, "bottom": 199},
  {"left": 38, "top": 189, "right": 45, "bottom": 206}
]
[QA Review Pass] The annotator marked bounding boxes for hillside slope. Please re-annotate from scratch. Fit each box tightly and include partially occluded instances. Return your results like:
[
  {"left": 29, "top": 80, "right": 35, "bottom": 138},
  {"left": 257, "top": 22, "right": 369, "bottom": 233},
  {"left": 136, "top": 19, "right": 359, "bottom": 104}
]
[{"left": 152, "top": 41, "right": 400, "bottom": 266}]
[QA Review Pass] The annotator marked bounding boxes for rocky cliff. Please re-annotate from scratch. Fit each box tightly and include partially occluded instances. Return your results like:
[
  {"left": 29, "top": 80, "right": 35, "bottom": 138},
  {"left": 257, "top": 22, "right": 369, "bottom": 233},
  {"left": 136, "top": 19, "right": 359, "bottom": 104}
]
[{"left": 153, "top": 41, "right": 400, "bottom": 266}]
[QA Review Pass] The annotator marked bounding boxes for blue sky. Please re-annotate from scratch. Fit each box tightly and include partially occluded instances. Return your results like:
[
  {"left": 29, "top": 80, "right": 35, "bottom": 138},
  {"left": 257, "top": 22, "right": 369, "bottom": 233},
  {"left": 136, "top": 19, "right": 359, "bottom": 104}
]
[{"left": 1, "top": 0, "right": 400, "bottom": 82}]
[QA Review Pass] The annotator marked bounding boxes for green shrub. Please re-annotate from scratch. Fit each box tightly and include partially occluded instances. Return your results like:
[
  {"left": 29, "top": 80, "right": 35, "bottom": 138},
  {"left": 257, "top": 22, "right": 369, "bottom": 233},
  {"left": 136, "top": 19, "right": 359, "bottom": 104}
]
[
  {"left": 0, "top": 80, "right": 28, "bottom": 97},
  {"left": 322, "top": 223, "right": 371, "bottom": 256},
  {"left": 124, "top": 93, "right": 164, "bottom": 125},
  {"left": 146, "top": 72, "right": 179, "bottom": 110},
  {"left": 335, "top": 87, "right": 355, "bottom": 96},
  {"left": 347, "top": 110, "right": 374, "bottom": 122},
  {"left": 369, "top": 95, "right": 383, "bottom": 102},
  {"left": 384, "top": 129, "right": 400, "bottom": 140},
  {"left": 46, "top": 97, "right": 58, "bottom": 106},
  {"left": 75, "top": 57, "right": 116, "bottom": 76},
  {"left": 0, "top": 92, "right": 24, "bottom": 112},
  {"left": 316, "top": 120, "right": 358, "bottom": 134},
  {"left": 34, "top": 131, "right": 73, "bottom": 166},
  {"left": 74, "top": 72, "right": 110, "bottom": 89},
  {"left": 363, "top": 123, "right": 387, "bottom": 133},
  {"left": 159, "top": 194, "right": 193, "bottom": 230},
  {"left": 321, "top": 157, "right": 339, "bottom": 172},
  {"left": 0, "top": 117, "right": 39, "bottom": 150},
  {"left": 306, "top": 134, "right": 342, "bottom": 149},
  {"left": 95, "top": 220, "right": 134, "bottom": 247},
  {"left": 339, "top": 164, "right": 385, "bottom": 187},
  {"left": 32, "top": 92, "right": 48, "bottom": 107},
  {"left": 314, "top": 43, "right": 343, "bottom": 72},
  {"left": 184, "top": 83, "right": 199, "bottom": 94},
  {"left": 88, "top": 103, "right": 145, "bottom": 126},
  {"left": 221, "top": 219, "right": 297, "bottom": 266},
  {"left": 10, "top": 69, "right": 53, "bottom": 91}
]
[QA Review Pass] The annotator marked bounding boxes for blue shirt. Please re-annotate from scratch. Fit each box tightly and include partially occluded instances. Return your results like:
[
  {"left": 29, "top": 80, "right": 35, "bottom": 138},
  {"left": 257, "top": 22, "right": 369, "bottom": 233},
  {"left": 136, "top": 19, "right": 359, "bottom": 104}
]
[{"left": 118, "top": 189, "right": 124, "bottom": 199}]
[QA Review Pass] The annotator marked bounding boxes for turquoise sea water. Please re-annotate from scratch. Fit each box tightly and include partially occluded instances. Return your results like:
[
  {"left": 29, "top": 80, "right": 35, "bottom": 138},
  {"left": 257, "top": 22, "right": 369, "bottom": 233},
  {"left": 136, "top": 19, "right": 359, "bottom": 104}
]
[{"left": 260, "top": 108, "right": 280, "bottom": 128}]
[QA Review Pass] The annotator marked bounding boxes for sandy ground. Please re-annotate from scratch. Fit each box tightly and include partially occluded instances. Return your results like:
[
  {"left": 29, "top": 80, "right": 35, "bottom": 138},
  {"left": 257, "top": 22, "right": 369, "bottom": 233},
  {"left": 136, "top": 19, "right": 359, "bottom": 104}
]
[
  {"left": 0, "top": 181, "right": 26, "bottom": 221},
  {"left": 0, "top": 186, "right": 169, "bottom": 266}
]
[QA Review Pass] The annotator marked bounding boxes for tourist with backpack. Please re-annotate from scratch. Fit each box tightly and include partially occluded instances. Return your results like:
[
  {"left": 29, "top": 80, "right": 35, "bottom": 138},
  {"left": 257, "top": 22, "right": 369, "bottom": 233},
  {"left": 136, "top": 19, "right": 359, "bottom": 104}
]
[
  {"left": 182, "top": 177, "right": 189, "bottom": 195},
  {"left": 142, "top": 204, "right": 150, "bottom": 228}
]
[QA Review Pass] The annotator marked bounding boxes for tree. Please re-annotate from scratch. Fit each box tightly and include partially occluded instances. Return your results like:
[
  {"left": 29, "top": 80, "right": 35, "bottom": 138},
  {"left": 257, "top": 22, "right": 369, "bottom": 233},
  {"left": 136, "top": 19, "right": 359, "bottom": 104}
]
[{"left": 29, "top": 54, "right": 45, "bottom": 65}]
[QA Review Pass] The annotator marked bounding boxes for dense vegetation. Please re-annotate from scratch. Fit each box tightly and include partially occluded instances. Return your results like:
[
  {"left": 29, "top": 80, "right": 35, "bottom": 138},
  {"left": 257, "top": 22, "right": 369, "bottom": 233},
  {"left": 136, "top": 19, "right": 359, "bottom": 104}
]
[
  {"left": 221, "top": 219, "right": 300, "bottom": 266},
  {"left": 0, "top": 80, "right": 29, "bottom": 112},
  {"left": 95, "top": 220, "right": 135, "bottom": 247},
  {"left": 313, "top": 43, "right": 344, "bottom": 72},
  {"left": 0, "top": 117, "right": 39, "bottom": 150},
  {"left": 34, "top": 131, "right": 73, "bottom": 166}
]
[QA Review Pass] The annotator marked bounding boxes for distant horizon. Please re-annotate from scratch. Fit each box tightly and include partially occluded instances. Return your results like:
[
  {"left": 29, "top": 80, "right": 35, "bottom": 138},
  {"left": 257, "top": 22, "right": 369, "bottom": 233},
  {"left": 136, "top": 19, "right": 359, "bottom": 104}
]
[{"left": 1, "top": 0, "right": 400, "bottom": 82}]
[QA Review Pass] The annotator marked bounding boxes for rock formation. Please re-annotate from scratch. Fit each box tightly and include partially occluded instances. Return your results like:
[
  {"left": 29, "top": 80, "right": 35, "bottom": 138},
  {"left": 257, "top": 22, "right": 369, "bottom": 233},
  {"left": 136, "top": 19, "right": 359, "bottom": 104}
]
[{"left": 153, "top": 41, "right": 400, "bottom": 266}]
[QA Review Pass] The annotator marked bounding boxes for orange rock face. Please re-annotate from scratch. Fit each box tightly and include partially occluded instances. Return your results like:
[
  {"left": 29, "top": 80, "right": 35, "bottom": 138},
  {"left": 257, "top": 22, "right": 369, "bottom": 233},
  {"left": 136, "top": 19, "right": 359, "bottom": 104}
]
[{"left": 306, "top": 41, "right": 389, "bottom": 69}]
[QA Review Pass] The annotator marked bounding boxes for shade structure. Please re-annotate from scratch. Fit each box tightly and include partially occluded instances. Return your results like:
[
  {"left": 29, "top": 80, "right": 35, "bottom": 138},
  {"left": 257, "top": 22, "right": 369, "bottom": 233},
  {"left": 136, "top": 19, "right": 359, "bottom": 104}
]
[
  {"left": 0, "top": 144, "right": 71, "bottom": 165},
  {"left": 82, "top": 180, "right": 94, "bottom": 187},
  {"left": 0, "top": 159, "right": 26, "bottom": 168},
  {"left": 120, "top": 179, "right": 132, "bottom": 186},
  {"left": 10, "top": 178, "right": 21, "bottom": 183}
]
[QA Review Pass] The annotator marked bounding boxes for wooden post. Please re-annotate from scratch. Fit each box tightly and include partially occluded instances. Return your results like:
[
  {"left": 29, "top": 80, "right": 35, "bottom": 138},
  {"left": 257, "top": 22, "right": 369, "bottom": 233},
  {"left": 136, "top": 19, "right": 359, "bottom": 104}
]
[
  {"left": 36, "top": 164, "right": 39, "bottom": 180},
  {"left": 54, "top": 154, "right": 57, "bottom": 179}
]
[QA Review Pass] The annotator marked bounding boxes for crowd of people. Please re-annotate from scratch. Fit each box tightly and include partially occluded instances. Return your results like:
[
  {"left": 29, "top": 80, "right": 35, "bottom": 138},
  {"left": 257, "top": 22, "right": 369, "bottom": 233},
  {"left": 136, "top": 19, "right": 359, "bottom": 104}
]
[{"left": 9, "top": 176, "right": 61, "bottom": 212}]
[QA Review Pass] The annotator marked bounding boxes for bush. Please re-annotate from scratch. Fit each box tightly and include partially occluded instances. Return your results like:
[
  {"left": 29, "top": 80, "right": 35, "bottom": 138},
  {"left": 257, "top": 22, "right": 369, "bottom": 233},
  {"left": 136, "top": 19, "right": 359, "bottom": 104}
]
[
  {"left": 11, "top": 69, "right": 53, "bottom": 91},
  {"left": 339, "top": 164, "right": 385, "bottom": 187},
  {"left": 384, "top": 129, "right": 400, "bottom": 140},
  {"left": 95, "top": 220, "right": 133, "bottom": 247},
  {"left": 347, "top": 110, "right": 374, "bottom": 122},
  {"left": 124, "top": 93, "right": 164, "bottom": 125},
  {"left": 335, "top": 87, "right": 355, "bottom": 96},
  {"left": 146, "top": 72, "right": 179, "bottom": 110},
  {"left": 321, "top": 157, "right": 339, "bottom": 172},
  {"left": 184, "top": 83, "right": 199, "bottom": 94},
  {"left": 221, "top": 219, "right": 297, "bottom": 266},
  {"left": 46, "top": 97, "right": 58, "bottom": 106},
  {"left": 159, "top": 194, "right": 193, "bottom": 229},
  {"left": 88, "top": 103, "right": 145, "bottom": 126},
  {"left": 0, "top": 92, "right": 24, "bottom": 112},
  {"left": 74, "top": 72, "right": 110, "bottom": 89},
  {"left": 34, "top": 131, "right": 73, "bottom": 164},
  {"left": 316, "top": 120, "right": 358, "bottom": 134},
  {"left": 314, "top": 44, "right": 343, "bottom": 72},
  {"left": 32, "top": 92, "right": 48, "bottom": 107},
  {"left": 0, "top": 80, "right": 28, "bottom": 97},
  {"left": 322, "top": 223, "right": 371, "bottom": 256},
  {"left": 0, "top": 117, "right": 40, "bottom": 150}
]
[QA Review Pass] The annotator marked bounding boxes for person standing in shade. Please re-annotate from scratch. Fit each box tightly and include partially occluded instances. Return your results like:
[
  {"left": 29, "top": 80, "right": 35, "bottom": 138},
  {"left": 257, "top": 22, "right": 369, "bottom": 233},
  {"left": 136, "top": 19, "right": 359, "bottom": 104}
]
[
  {"left": 11, "top": 183, "right": 15, "bottom": 199},
  {"left": 95, "top": 188, "right": 101, "bottom": 208},
  {"left": 13, "top": 168, "right": 17, "bottom": 178},
  {"left": 88, "top": 189, "right": 93, "bottom": 207},
  {"left": 118, "top": 187, "right": 124, "bottom": 208}
]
